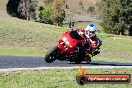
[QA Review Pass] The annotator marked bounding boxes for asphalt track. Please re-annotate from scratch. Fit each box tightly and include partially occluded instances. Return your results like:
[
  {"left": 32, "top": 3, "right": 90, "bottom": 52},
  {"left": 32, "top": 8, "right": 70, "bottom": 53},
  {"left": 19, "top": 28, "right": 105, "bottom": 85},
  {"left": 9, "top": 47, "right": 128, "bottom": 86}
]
[{"left": 0, "top": 55, "right": 132, "bottom": 71}]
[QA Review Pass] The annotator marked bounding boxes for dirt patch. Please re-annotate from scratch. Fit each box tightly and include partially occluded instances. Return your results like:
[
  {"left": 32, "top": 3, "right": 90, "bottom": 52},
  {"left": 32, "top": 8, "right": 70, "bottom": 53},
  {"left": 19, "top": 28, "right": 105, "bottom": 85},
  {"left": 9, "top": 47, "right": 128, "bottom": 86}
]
[{"left": 0, "top": 2, "right": 7, "bottom": 12}]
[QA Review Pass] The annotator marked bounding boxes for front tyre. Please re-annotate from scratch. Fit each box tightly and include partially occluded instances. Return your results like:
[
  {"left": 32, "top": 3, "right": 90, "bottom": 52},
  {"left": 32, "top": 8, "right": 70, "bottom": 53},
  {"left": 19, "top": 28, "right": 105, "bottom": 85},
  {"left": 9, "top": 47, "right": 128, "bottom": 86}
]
[{"left": 45, "top": 46, "right": 60, "bottom": 63}]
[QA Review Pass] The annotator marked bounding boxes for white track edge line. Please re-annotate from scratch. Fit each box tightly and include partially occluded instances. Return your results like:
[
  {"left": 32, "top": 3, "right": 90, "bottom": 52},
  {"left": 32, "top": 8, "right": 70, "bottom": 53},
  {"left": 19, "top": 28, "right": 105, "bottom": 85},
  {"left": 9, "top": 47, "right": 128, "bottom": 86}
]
[{"left": 0, "top": 66, "right": 132, "bottom": 72}]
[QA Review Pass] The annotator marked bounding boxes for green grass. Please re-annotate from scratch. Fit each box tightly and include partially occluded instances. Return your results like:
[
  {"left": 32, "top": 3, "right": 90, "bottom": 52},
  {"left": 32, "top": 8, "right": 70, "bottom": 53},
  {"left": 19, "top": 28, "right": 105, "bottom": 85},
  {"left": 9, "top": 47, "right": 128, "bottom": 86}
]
[
  {"left": 0, "top": 5, "right": 68, "bottom": 56},
  {"left": 0, "top": 68, "right": 132, "bottom": 88},
  {"left": 0, "top": 47, "right": 43, "bottom": 56},
  {"left": 0, "top": 18, "right": 132, "bottom": 63},
  {"left": 0, "top": 0, "right": 132, "bottom": 63},
  {"left": 93, "top": 33, "right": 132, "bottom": 63},
  {"left": 0, "top": 13, "right": 132, "bottom": 63},
  {"left": 0, "top": 1, "right": 132, "bottom": 88},
  {"left": 0, "top": 18, "right": 68, "bottom": 56}
]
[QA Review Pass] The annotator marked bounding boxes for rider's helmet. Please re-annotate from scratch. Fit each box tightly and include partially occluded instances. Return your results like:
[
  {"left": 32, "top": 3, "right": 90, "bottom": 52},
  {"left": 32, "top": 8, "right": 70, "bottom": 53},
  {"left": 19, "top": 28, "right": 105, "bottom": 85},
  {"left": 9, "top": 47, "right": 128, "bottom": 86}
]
[{"left": 84, "top": 24, "right": 96, "bottom": 38}]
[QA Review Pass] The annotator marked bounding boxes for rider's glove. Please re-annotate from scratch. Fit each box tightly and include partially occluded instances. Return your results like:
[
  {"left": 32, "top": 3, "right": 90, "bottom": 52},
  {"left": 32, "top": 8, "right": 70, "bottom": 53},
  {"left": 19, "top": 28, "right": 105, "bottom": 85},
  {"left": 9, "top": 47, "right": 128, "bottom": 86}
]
[{"left": 83, "top": 41, "right": 90, "bottom": 50}]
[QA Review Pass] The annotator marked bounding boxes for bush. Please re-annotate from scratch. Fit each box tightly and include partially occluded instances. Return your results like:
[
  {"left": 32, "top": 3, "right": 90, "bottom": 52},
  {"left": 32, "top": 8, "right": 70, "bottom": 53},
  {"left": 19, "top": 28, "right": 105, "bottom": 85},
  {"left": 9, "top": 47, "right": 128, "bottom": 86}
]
[
  {"left": 51, "top": 0, "right": 65, "bottom": 26},
  {"left": 101, "top": 0, "right": 132, "bottom": 35},
  {"left": 7, "top": 0, "right": 38, "bottom": 20},
  {"left": 39, "top": 0, "right": 66, "bottom": 26},
  {"left": 7, "top": 0, "right": 20, "bottom": 17},
  {"left": 39, "top": 4, "right": 53, "bottom": 24}
]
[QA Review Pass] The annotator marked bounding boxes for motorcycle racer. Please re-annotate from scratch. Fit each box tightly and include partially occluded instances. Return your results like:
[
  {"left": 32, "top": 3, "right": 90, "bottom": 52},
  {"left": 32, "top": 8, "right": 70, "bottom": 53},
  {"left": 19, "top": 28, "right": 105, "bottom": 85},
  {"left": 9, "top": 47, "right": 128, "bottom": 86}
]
[
  {"left": 44, "top": 23, "right": 102, "bottom": 63},
  {"left": 77, "top": 24, "right": 102, "bottom": 63}
]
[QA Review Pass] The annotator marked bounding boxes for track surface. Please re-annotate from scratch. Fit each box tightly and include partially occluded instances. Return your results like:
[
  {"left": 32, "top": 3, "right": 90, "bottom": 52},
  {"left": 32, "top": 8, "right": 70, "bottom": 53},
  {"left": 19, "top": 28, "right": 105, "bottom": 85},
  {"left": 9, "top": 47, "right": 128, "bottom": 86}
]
[{"left": 0, "top": 55, "right": 132, "bottom": 70}]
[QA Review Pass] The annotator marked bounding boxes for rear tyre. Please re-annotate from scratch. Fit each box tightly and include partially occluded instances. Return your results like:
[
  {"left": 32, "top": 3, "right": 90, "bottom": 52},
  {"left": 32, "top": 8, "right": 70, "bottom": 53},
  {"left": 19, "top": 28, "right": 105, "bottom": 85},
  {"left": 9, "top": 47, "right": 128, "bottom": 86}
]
[{"left": 45, "top": 46, "right": 60, "bottom": 63}]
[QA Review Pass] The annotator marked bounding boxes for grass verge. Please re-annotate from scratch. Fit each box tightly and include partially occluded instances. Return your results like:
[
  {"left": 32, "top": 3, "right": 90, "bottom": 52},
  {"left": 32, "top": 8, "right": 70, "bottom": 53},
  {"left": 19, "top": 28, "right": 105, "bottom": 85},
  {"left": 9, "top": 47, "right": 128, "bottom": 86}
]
[
  {"left": 0, "top": 68, "right": 132, "bottom": 88},
  {"left": 0, "top": 0, "right": 132, "bottom": 63}
]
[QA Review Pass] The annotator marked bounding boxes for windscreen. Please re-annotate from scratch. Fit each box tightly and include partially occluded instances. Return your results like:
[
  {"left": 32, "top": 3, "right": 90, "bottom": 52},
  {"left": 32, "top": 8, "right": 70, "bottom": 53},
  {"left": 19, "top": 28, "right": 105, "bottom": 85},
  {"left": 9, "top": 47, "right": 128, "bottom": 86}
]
[{"left": 69, "top": 30, "right": 84, "bottom": 40}]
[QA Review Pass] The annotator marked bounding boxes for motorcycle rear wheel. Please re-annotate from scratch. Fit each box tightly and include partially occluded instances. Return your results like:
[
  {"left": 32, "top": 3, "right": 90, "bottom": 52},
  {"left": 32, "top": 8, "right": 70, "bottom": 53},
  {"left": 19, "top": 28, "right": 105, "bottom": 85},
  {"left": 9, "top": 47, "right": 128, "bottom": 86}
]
[{"left": 45, "top": 46, "right": 60, "bottom": 63}]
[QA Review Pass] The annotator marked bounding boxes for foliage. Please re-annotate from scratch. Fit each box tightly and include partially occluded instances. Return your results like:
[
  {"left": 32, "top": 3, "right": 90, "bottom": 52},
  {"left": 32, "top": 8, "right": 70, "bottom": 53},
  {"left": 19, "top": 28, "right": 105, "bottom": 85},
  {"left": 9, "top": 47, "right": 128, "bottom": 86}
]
[
  {"left": 88, "top": 6, "right": 95, "bottom": 13},
  {"left": 51, "top": 0, "right": 66, "bottom": 26},
  {"left": 95, "top": 1, "right": 104, "bottom": 19},
  {"left": 88, "top": 6, "right": 95, "bottom": 18},
  {"left": 39, "top": 4, "right": 53, "bottom": 24},
  {"left": 17, "top": 0, "right": 38, "bottom": 20},
  {"left": 101, "top": 0, "right": 132, "bottom": 35},
  {"left": 7, "top": 0, "right": 20, "bottom": 17},
  {"left": 7, "top": 0, "right": 38, "bottom": 20},
  {"left": 39, "top": 0, "right": 66, "bottom": 26},
  {"left": 79, "top": 1, "right": 84, "bottom": 10}
]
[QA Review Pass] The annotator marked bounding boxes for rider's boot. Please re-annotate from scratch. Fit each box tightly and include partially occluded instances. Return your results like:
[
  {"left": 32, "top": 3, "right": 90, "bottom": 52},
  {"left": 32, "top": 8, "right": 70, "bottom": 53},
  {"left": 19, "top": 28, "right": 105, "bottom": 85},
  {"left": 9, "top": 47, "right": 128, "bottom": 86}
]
[
  {"left": 85, "top": 57, "right": 91, "bottom": 63},
  {"left": 85, "top": 54, "right": 92, "bottom": 63}
]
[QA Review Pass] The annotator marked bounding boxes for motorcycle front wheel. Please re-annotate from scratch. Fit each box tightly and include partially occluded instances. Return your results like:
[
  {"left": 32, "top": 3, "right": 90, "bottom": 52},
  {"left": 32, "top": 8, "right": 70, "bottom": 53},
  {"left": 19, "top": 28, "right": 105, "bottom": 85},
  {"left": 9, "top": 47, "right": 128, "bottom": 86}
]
[{"left": 44, "top": 46, "right": 60, "bottom": 63}]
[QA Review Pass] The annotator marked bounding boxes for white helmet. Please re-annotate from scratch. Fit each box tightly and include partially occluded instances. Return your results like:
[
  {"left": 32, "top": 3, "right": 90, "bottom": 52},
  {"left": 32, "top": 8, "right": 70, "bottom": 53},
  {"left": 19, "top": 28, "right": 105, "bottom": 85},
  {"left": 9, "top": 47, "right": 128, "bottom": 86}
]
[{"left": 84, "top": 24, "right": 96, "bottom": 38}]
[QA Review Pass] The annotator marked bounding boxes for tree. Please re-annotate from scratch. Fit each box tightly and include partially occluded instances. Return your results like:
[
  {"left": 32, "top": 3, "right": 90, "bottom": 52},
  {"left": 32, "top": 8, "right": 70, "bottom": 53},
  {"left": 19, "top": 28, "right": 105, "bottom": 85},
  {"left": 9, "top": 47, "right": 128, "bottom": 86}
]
[
  {"left": 101, "top": 0, "right": 132, "bottom": 35},
  {"left": 96, "top": 1, "right": 104, "bottom": 19},
  {"left": 51, "top": 0, "right": 65, "bottom": 26},
  {"left": 79, "top": 1, "right": 84, "bottom": 10},
  {"left": 39, "top": 4, "right": 53, "bottom": 24},
  {"left": 7, "top": 0, "right": 38, "bottom": 20},
  {"left": 43, "top": 0, "right": 52, "bottom": 5},
  {"left": 17, "top": 0, "right": 30, "bottom": 20},
  {"left": 7, "top": 0, "right": 20, "bottom": 17},
  {"left": 88, "top": 6, "right": 95, "bottom": 21},
  {"left": 17, "top": 0, "right": 37, "bottom": 20}
]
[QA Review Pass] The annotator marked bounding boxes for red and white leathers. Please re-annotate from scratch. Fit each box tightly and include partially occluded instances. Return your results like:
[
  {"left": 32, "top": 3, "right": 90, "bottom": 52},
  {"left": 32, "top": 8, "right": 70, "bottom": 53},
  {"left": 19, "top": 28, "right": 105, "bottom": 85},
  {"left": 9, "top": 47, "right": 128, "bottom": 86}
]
[{"left": 77, "top": 29, "right": 102, "bottom": 63}]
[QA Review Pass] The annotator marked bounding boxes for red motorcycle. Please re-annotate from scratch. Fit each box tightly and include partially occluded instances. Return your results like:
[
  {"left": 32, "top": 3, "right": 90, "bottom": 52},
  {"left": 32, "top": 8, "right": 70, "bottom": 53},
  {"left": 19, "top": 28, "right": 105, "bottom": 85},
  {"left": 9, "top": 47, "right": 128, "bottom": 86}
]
[{"left": 44, "top": 30, "right": 95, "bottom": 63}]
